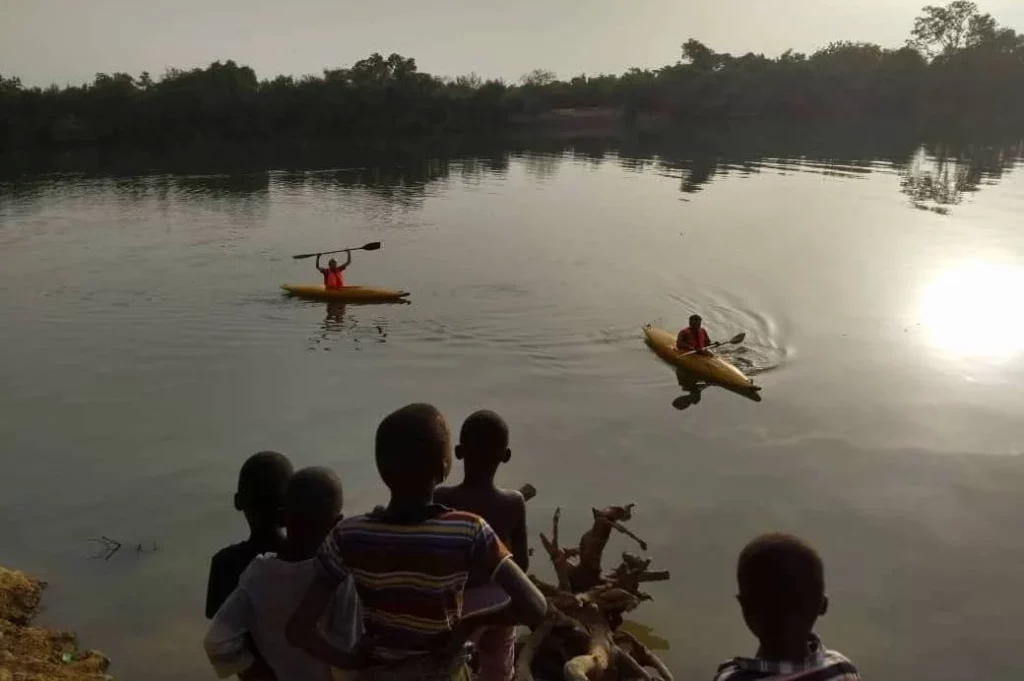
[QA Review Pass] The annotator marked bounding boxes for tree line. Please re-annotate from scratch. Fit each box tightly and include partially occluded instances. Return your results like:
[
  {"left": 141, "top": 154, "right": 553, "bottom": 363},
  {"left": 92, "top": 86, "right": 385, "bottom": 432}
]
[{"left": 1, "top": 2, "right": 1022, "bottom": 151}]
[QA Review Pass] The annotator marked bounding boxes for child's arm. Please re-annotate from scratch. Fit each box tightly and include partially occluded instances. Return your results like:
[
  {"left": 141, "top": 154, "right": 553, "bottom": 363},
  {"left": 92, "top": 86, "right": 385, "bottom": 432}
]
[
  {"left": 286, "top": 567, "right": 369, "bottom": 670},
  {"left": 509, "top": 492, "right": 530, "bottom": 572},
  {"left": 472, "top": 519, "right": 546, "bottom": 628},
  {"left": 204, "top": 587, "right": 262, "bottom": 679},
  {"left": 205, "top": 552, "right": 229, "bottom": 619},
  {"left": 493, "top": 558, "right": 546, "bottom": 627}
]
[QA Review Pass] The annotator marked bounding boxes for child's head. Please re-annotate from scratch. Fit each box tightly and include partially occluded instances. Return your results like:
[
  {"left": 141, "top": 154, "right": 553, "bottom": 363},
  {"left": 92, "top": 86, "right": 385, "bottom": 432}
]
[
  {"left": 456, "top": 410, "right": 511, "bottom": 477},
  {"left": 375, "top": 403, "right": 452, "bottom": 497},
  {"left": 736, "top": 533, "right": 827, "bottom": 650},
  {"left": 233, "top": 451, "right": 294, "bottom": 531},
  {"left": 284, "top": 466, "right": 343, "bottom": 550}
]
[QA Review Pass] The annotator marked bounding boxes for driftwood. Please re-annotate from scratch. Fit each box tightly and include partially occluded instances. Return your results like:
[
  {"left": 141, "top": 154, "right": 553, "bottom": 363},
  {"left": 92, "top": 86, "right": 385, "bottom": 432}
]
[{"left": 516, "top": 503, "right": 672, "bottom": 681}]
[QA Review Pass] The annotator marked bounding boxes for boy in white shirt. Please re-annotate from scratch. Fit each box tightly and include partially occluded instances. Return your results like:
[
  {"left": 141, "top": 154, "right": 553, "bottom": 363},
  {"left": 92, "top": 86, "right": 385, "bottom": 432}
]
[{"left": 204, "top": 466, "right": 362, "bottom": 681}]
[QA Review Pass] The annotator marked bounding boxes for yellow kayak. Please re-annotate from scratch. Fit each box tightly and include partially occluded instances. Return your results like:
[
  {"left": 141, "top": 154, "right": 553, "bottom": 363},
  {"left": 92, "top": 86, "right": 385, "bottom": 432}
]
[
  {"left": 643, "top": 324, "right": 759, "bottom": 391},
  {"left": 281, "top": 284, "right": 410, "bottom": 303}
]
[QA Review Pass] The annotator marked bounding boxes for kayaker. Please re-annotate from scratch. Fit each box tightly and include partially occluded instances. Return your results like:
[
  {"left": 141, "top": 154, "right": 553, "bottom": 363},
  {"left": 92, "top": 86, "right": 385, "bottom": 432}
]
[
  {"left": 677, "top": 314, "right": 712, "bottom": 354},
  {"left": 316, "top": 252, "right": 351, "bottom": 290}
]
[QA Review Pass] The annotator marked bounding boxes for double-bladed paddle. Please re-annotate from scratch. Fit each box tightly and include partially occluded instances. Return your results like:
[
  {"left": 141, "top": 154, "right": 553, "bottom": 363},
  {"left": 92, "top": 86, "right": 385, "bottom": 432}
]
[{"left": 292, "top": 241, "right": 382, "bottom": 260}]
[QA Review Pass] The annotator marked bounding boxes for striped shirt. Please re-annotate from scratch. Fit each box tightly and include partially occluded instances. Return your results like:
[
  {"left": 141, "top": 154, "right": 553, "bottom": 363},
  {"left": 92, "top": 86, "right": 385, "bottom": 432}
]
[
  {"left": 317, "top": 506, "right": 512, "bottom": 663},
  {"left": 713, "top": 636, "right": 860, "bottom": 681}
]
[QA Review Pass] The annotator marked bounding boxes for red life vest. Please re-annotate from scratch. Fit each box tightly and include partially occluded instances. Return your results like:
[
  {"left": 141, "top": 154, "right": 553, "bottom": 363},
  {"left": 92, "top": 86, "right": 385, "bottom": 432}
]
[
  {"left": 679, "top": 326, "right": 710, "bottom": 350},
  {"left": 323, "top": 268, "right": 345, "bottom": 290}
]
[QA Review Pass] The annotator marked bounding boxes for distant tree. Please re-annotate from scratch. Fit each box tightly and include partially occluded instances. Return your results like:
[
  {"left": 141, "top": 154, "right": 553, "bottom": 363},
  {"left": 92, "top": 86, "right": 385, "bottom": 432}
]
[
  {"left": 452, "top": 72, "right": 483, "bottom": 89},
  {"left": 681, "top": 39, "right": 721, "bottom": 71},
  {"left": 520, "top": 69, "right": 557, "bottom": 87},
  {"left": 908, "top": 1, "right": 994, "bottom": 57}
]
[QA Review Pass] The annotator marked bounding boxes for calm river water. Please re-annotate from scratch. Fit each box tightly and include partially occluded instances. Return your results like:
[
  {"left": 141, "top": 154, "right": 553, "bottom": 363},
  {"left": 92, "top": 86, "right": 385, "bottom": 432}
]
[{"left": 2, "top": 130, "right": 1023, "bottom": 680}]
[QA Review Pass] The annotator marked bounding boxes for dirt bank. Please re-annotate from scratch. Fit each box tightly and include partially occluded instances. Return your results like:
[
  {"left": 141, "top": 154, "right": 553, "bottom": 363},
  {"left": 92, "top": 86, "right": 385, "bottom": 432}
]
[{"left": 0, "top": 567, "right": 112, "bottom": 681}]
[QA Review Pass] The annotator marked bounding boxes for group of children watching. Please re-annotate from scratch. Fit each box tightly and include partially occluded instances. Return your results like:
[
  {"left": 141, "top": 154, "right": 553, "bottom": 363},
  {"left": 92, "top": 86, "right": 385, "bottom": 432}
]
[{"left": 203, "top": 404, "right": 861, "bottom": 681}]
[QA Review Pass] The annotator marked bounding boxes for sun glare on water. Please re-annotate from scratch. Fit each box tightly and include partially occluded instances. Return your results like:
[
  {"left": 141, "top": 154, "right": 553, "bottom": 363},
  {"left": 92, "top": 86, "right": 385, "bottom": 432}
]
[{"left": 919, "top": 260, "right": 1024, "bottom": 362}]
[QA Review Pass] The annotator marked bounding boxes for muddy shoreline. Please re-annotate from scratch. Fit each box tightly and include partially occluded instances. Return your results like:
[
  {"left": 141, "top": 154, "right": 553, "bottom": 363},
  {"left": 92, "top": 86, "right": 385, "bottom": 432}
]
[{"left": 0, "top": 567, "right": 112, "bottom": 681}]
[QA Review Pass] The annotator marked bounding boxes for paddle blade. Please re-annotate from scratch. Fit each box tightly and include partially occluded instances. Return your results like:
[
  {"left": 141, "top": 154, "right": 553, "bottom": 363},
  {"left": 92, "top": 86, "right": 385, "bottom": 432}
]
[
  {"left": 728, "top": 332, "right": 746, "bottom": 344},
  {"left": 361, "top": 241, "right": 382, "bottom": 251},
  {"left": 292, "top": 252, "right": 317, "bottom": 260}
]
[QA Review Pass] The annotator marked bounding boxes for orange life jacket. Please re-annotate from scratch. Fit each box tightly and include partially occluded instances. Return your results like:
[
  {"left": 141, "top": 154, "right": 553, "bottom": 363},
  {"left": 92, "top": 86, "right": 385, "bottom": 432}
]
[
  {"left": 679, "top": 326, "right": 710, "bottom": 350},
  {"left": 323, "top": 268, "right": 345, "bottom": 290}
]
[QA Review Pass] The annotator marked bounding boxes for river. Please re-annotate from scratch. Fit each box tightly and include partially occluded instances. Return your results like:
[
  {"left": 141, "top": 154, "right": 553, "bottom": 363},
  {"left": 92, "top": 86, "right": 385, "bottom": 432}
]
[{"left": 1, "top": 129, "right": 1023, "bottom": 680}]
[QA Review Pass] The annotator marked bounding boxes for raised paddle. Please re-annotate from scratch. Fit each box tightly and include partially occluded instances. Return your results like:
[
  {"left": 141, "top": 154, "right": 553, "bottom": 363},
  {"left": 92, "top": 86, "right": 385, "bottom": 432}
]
[
  {"left": 292, "top": 241, "right": 382, "bottom": 260},
  {"left": 676, "top": 331, "right": 746, "bottom": 357}
]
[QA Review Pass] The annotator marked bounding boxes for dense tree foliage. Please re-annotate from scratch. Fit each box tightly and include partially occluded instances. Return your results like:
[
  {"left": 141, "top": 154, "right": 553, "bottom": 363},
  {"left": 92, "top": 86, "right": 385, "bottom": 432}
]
[
  {"left": 0, "top": 54, "right": 512, "bottom": 150},
  {"left": 1, "top": 2, "right": 1022, "bottom": 152}
]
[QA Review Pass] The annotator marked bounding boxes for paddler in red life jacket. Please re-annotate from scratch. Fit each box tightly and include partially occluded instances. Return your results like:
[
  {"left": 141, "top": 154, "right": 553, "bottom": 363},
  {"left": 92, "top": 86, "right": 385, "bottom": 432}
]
[
  {"left": 677, "top": 314, "right": 713, "bottom": 354},
  {"left": 315, "top": 251, "right": 351, "bottom": 290}
]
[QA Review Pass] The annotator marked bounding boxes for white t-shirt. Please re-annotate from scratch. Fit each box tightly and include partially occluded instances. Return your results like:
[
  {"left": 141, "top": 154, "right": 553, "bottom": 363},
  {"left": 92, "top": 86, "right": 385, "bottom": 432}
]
[{"left": 204, "top": 553, "right": 362, "bottom": 681}]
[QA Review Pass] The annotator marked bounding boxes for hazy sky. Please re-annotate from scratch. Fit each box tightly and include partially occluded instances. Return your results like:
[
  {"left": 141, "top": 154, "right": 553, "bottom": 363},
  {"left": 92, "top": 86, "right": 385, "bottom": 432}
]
[{"left": 3, "top": 0, "right": 1024, "bottom": 86}]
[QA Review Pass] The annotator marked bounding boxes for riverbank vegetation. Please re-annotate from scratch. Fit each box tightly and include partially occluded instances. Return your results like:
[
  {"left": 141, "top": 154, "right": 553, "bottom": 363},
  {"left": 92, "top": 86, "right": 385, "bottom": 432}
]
[{"left": 1, "top": 2, "right": 1022, "bottom": 151}]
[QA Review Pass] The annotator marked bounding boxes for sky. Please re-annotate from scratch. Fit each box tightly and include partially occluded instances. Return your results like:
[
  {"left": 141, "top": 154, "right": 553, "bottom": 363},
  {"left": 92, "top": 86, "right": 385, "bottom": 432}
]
[{"left": 3, "top": 0, "right": 1024, "bottom": 86}]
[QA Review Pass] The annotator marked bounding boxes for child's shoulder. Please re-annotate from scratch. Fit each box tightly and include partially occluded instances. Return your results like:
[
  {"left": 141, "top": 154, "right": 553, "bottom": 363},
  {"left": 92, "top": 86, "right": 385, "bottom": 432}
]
[
  {"left": 437, "top": 508, "right": 488, "bottom": 524},
  {"left": 327, "top": 512, "right": 377, "bottom": 535},
  {"left": 713, "top": 646, "right": 860, "bottom": 681},
  {"left": 819, "top": 646, "right": 859, "bottom": 675},
  {"left": 497, "top": 486, "right": 527, "bottom": 506},
  {"left": 209, "top": 540, "right": 259, "bottom": 572},
  {"left": 235, "top": 552, "right": 280, "bottom": 588}
]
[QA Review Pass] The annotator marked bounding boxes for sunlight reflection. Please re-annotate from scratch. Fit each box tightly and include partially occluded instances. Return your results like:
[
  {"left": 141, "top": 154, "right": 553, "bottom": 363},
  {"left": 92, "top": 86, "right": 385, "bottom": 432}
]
[{"left": 920, "top": 261, "right": 1024, "bottom": 361}]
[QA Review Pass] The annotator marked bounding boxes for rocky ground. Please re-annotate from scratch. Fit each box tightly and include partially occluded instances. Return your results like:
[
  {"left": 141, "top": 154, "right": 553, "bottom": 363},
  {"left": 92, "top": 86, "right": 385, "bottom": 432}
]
[{"left": 0, "top": 567, "right": 112, "bottom": 681}]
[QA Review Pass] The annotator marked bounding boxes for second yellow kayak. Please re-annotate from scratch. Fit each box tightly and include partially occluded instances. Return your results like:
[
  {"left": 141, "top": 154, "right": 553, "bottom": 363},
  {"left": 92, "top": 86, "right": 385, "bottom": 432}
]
[
  {"left": 643, "top": 324, "right": 759, "bottom": 391},
  {"left": 281, "top": 284, "right": 410, "bottom": 303}
]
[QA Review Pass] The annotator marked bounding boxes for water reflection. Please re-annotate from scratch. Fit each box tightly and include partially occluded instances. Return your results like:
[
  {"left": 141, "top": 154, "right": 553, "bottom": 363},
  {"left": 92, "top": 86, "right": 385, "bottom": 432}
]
[
  {"left": 324, "top": 302, "right": 348, "bottom": 335},
  {"left": 4, "top": 126, "right": 1021, "bottom": 216},
  {"left": 899, "top": 143, "right": 1022, "bottom": 214},
  {"left": 920, "top": 261, "right": 1024, "bottom": 362},
  {"left": 672, "top": 368, "right": 707, "bottom": 410},
  {"left": 671, "top": 366, "right": 763, "bottom": 410},
  {"left": 306, "top": 301, "right": 397, "bottom": 352}
]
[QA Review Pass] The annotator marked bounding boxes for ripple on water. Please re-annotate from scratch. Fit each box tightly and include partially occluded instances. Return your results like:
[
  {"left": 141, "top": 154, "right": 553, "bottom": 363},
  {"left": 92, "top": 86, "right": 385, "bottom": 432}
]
[{"left": 661, "top": 291, "right": 789, "bottom": 374}]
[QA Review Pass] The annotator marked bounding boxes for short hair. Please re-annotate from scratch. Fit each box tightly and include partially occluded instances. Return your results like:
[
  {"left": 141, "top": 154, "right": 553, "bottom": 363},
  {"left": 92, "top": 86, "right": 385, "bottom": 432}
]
[
  {"left": 689, "top": 314, "right": 703, "bottom": 324},
  {"left": 237, "top": 451, "right": 293, "bottom": 510},
  {"left": 460, "top": 410, "right": 510, "bottom": 451},
  {"left": 286, "top": 466, "right": 343, "bottom": 522},
  {"left": 737, "top": 533, "right": 824, "bottom": 609},
  {"left": 375, "top": 403, "right": 451, "bottom": 489}
]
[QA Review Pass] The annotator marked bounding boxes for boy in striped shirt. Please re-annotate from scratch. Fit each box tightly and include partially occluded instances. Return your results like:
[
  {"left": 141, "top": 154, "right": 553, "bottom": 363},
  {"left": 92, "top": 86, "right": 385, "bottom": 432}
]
[
  {"left": 287, "top": 403, "right": 547, "bottom": 680},
  {"left": 714, "top": 533, "right": 860, "bottom": 681}
]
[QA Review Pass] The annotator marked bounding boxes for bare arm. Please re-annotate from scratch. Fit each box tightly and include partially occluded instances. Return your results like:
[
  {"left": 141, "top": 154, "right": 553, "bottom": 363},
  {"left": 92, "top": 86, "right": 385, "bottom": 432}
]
[
  {"left": 205, "top": 554, "right": 227, "bottom": 619},
  {"left": 339, "top": 250, "right": 352, "bottom": 271},
  {"left": 509, "top": 494, "right": 529, "bottom": 572},
  {"left": 445, "top": 559, "right": 546, "bottom": 659},
  {"left": 285, "top": 568, "right": 368, "bottom": 671},
  {"left": 492, "top": 558, "right": 547, "bottom": 629}
]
